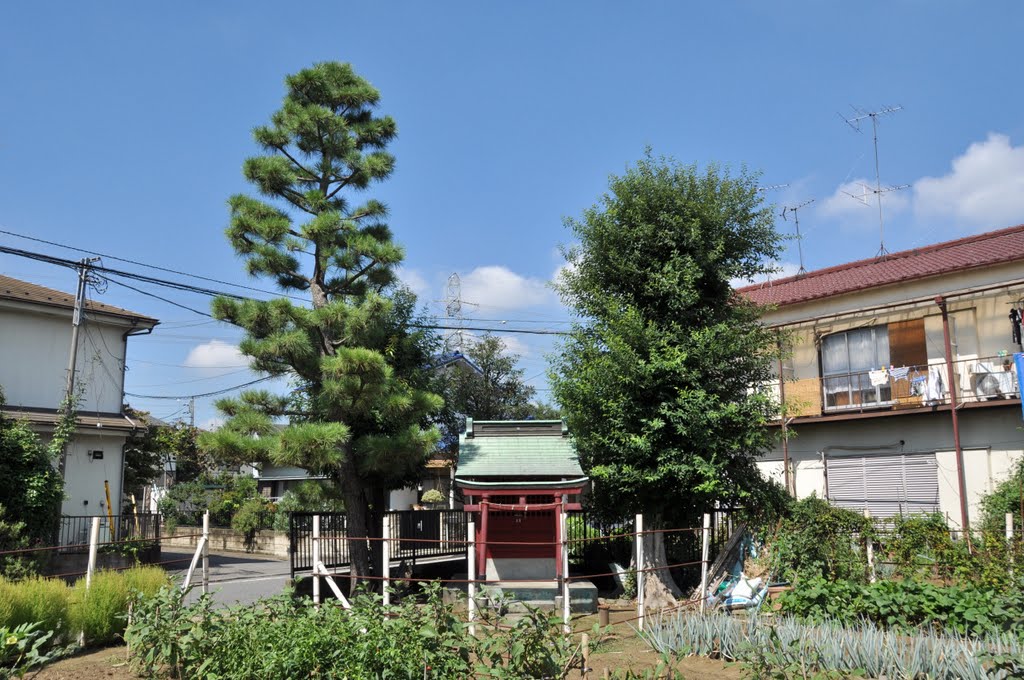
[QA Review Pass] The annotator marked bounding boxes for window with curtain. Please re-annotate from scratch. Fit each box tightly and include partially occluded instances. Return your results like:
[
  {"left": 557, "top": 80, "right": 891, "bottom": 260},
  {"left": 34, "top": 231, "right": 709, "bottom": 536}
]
[{"left": 821, "top": 326, "right": 891, "bottom": 409}]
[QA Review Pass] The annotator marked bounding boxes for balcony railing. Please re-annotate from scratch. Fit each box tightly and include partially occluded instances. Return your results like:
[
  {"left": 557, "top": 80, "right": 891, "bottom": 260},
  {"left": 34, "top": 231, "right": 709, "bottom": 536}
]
[{"left": 769, "top": 354, "right": 1020, "bottom": 419}]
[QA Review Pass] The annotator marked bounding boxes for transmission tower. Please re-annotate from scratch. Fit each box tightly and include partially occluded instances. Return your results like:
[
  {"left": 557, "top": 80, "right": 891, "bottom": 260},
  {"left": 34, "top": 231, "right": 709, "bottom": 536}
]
[
  {"left": 841, "top": 105, "right": 908, "bottom": 258},
  {"left": 780, "top": 199, "right": 814, "bottom": 276},
  {"left": 444, "top": 273, "right": 465, "bottom": 352}
]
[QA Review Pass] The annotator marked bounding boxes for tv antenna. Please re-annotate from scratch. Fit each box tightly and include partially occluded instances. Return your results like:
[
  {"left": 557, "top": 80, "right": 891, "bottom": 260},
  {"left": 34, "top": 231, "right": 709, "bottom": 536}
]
[
  {"left": 780, "top": 199, "right": 814, "bottom": 276},
  {"left": 840, "top": 105, "right": 908, "bottom": 258},
  {"left": 757, "top": 183, "right": 790, "bottom": 193}
]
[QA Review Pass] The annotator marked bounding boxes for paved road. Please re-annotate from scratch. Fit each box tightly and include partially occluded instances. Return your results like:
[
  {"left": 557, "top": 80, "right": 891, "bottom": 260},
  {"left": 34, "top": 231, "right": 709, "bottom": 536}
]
[{"left": 163, "top": 549, "right": 292, "bottom": 606}]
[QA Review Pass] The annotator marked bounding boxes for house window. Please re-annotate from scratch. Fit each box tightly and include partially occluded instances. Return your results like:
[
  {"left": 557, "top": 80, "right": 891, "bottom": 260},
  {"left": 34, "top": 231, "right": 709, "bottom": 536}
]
[{"left": 821, "top": 326, "right": 891, "bottom": 409}]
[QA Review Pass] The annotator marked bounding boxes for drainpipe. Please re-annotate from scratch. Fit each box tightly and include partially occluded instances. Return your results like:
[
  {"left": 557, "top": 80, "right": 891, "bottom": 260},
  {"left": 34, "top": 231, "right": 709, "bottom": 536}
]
[
  {"left": 935, "top": 296, "right": 970, "bottom": 533},
  {"left": 777, "top": 345, "right": 792, "bottom": 496}
]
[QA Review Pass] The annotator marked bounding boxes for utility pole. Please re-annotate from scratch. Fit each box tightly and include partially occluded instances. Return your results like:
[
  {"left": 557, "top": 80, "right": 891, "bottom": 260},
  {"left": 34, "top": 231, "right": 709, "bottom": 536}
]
[
  {"left": 58, "top": 257, "right": 100, "bottom": 477},
  {"left": 189, "top": 397, "right": 196, "bottom": 428}
]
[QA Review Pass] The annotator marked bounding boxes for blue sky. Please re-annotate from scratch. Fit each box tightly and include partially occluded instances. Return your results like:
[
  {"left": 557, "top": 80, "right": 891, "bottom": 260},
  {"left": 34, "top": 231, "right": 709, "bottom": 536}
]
[{"left": 2, "top": 2, "right": 1023, "bottom": 427}]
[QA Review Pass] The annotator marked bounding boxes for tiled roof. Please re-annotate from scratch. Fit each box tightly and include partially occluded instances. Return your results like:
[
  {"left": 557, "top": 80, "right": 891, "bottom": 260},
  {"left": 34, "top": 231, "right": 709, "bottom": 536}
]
[
  {"left": 737, "top": 224, "right": 1024, "bottom": 308},
  {"left": 0, "top": 274, "right": 158, "bottom": 324},
  {"left": 457, "top": 420, "right": 583, "bottom": 478}
]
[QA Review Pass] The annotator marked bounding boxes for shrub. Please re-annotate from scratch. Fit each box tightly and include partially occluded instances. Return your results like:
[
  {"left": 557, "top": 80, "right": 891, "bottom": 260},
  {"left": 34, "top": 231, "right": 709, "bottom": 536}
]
[
  {"left": 70, "top": 571, "right": 130, "bottom": 646},
  {"left": 0, "top": 576, "right": 71, "bottom": 640},
  {"left": 761, "top": 495, "right": 874, "bottom": 584},
  {"left": 776, "top": 575, "right": 1024, "bottom": 638},
  {"left": 122, "top": 566, "right": 170, "bottom": 599},
  {"left": 271, "top": 481, "right": 345, "bottom": 531},
  {"left": 125, "top": 581, "right": 578, "bottom": 679}
]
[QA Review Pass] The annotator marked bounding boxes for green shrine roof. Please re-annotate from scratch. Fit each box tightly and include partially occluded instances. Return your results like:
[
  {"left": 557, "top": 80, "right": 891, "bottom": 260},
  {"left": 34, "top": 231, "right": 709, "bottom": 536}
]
[{"left": 455, "top": 419, "right": 585, "bottom": 479}]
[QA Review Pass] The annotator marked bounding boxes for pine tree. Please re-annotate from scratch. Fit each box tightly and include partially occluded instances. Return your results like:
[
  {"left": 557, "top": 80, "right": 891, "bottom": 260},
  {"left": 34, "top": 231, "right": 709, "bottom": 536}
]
[{"left": 202, "top": 63, "right": 442, "bottom": 585}]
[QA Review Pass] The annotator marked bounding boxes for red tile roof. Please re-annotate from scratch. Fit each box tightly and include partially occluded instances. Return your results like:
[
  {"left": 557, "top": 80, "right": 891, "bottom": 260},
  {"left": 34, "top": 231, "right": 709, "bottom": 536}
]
[
  {"left": 0, "top": 274, "right": 158, "bottom": 324},
  {"left": 737, "top": 224, "right": 1024, "bottom": 307}
]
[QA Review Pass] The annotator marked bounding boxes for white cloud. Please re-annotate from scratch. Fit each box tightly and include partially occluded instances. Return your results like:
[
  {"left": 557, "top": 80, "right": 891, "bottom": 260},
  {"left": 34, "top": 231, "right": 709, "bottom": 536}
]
[
  {"left": 497, "top": 334, "right": 531, "bottom": 358},
  {"left": 395, "top": 266, "right": 429, "bottom": 298},
  {"left": 460, "top": 265, "right": 554, "bottom": 311},
  {"left": 913, "top": 133, "right": 1024, "bottom": 227},
  {"left": 183, "top": 340, "right": 249, "bottom": 369},
  {"left": 200, "top": 416, "right": 225, "bottom": 431},
  {"left": 731, "top": 261, "right": 803, "bottom": 288},
  {"left": 819, "top": 178, "right": 910, "bottom": 224}
]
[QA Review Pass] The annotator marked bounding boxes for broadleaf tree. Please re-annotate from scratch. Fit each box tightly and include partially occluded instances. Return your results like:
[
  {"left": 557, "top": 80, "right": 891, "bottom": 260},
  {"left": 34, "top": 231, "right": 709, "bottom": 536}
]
[
  {"left": 201, "top": 63, "right": 442, "bottom": 587},
  {"left": 551, "top": 154, "right": 783, "bottom": 606},
  {"left": 435, "top": 334, "right": 562, "bottom": 456}
]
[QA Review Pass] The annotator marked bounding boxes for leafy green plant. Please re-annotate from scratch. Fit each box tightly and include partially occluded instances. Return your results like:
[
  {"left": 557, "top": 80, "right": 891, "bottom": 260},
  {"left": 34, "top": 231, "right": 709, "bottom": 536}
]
[
  {"left": 230, "top": 496, "right": 272, "bottom": 550},
  {"left": 761, "top": 495, "right": 874, "bottom": 584},
  {"left": 0, "top": 622, "right": 57, "bottom": 680},
  {"left": 126, "top": 581, "right": 579, "bottom": 679}
]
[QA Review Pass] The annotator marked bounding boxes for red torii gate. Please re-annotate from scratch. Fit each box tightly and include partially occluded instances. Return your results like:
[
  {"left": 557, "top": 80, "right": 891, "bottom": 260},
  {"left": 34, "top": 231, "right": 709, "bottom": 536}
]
[{"left": 460, "top": 480, "right": 587, "bottom": 583}]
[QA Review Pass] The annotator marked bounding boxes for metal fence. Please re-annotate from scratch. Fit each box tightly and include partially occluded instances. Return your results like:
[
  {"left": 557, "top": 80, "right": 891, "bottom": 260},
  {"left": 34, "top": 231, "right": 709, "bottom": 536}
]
[
  {"left": 57, "top": 513, "right": 161, "bottom": 552},
  {"left": 289, "top": 510, "right": 467, "bottom": 577}
]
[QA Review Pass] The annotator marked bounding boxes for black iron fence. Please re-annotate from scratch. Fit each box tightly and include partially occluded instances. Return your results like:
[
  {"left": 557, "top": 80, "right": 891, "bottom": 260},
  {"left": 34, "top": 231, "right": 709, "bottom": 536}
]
[
  {"left": 289, "top": 510, "right": 467, "bottom": 577},
  {"left": 57, "top": 513, "right": 161, "bottom": 553}
]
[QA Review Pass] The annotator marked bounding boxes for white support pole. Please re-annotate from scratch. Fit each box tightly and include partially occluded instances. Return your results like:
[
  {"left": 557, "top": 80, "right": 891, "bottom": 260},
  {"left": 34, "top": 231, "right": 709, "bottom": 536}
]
[
  {"left": 1008, "top": 512, "right": 1015, "bottom": 571},
  {"left": 865, "top": 509, "right": 876, "bottom": 583},
  {"left": 382, "top": 514, "right": 392, "bottom": 608},
  {"left": 86, "top": 517, "right": 100, "bottom": 590},
  {"left": 467, "top": 519, "right": 476, "bottom": 637},
  {"left": 181, "top": 534, "right": 207, "bottom": 592},
  {"left": 318, "top": 562, "right": 352, "bottom": 609},
  {"left": 699, "top": 514, "right": 711, "bottom": 614},
  {"left": 561, "top": 508, "right": 570, "bottom": 634},
  {"left": 635, "top": 514, "right": 644, "bottom": 631},
  {"left": 201, "top": 510, "right": 210, "bottom": 595},
  {"left": 312, "top": 514, "right": 321, "bottom": 606}
]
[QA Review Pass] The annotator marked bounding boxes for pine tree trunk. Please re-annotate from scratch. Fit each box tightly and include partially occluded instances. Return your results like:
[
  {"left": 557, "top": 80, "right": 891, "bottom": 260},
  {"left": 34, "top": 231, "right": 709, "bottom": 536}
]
[
  {"left": 342, "top": 458, "right": 372, "bottom": 594},
  {"left": 639, "top": 521, "right": 683, "bottom": 611}
]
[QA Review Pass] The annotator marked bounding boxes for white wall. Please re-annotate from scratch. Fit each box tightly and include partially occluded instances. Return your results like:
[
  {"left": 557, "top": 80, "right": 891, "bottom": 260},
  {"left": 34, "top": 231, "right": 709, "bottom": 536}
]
[
  {"left": 0, "top": 307, "right": 127, "bottom": 413},
  {"left": 760, "top": 406, "right": 1023, "bottom": 528},
  {"left": 60, "top": 432, "right": 127, "bottom": 517}
]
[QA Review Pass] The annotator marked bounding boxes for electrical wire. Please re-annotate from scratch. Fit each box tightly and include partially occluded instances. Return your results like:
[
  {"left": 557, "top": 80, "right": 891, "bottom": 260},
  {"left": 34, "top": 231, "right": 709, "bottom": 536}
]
[{"left": 125, "top": 375, "right": 279, "bottom": 400}]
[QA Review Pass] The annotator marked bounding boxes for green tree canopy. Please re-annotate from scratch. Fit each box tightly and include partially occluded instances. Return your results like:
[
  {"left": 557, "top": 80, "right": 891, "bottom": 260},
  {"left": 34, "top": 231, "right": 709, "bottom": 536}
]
[
  {"left": 200, "top": 63, "right": 442, "bottom": 583},
  {"left": 551, "top": 154, "right": 783, "bottom": 601},
  {"left": 435, "top": 335, "right": 563, "bottom": 454},
  {"left": 0, "top": 387, "right": 64, "bottom": 573}
]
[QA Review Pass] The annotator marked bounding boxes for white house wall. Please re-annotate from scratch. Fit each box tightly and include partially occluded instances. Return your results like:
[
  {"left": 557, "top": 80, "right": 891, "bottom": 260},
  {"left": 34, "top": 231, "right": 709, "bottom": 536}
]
[
  {"left": 760, "top": 406, "right": 1023, "bottom": 528},
  {"left": 0, "top": 307, "right": 127, "bottom": 414},
  {"left": 59, "top": 432, "right": 127, "bottom": 517}
]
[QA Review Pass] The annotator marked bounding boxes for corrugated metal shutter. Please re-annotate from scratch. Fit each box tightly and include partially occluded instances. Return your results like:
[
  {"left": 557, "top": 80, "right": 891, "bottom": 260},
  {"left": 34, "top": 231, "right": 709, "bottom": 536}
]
[{"left": 828, "top": 452, "right": 940, "bottom": 519}]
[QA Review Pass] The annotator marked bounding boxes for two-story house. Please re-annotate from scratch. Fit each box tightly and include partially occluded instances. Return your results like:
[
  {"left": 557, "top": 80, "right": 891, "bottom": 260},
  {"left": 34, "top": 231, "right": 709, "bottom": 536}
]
[
  {"left": 0, "top": 273, "right": 158, "bottom": 520},
  {"left": 739, "top": 225, "right": 1024, "bottom": 529}
]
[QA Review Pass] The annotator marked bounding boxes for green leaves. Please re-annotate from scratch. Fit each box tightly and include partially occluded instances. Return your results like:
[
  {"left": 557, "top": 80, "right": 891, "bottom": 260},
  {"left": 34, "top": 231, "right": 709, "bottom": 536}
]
[{"left": 553, "top": 154, "right": 782, "bottom": 526}]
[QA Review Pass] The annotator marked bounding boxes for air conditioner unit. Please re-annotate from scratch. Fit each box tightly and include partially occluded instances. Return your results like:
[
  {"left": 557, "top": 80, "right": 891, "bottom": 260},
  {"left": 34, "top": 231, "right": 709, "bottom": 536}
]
[{"left": 974, "top": 372, "right": 1002, "bottom": 399}]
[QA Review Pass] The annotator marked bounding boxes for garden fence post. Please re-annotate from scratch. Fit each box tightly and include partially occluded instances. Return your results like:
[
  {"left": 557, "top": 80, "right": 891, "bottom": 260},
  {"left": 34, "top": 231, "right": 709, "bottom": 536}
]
[
  {"left": 561, "top": 507, "right": 570, "bottom": 634},
  {"left": 312, "top": 514, "right": 321, "bottom": 606},
  {"left": 635, "top": 513, "right": 644, "bottom": 630},
  {"left": 467, "top": 519, "right": 476, "bottom": 636},
  {"left": 865, "top": 508, "right": 876, "bottom": 583},
  {"left": 382, "top": 513, "right": 391, "bottom": 608},
  {"left": 1008, "top": 512, "right": 1015, "bottom": 570},
  {"left": 202, "top": 510, "right": 210, "bottom": 595},
  {"left": 699, "top": 513, "right": 710, "bottom": 614},
  {"left": 86, "top": 516, "right": 100, "bottom": 589}
]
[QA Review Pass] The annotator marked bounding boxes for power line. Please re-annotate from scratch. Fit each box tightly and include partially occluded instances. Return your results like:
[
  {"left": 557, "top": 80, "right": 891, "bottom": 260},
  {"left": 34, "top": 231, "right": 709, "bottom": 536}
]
[
  {"left": 125, "top": 375, "right": 279, "bottom": 400},
  {"left": 0, "top": 227, "right": 308, "bottom": 302},
  {"left": 1, "top": 244, "right": 571, "bottom": 336}
]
